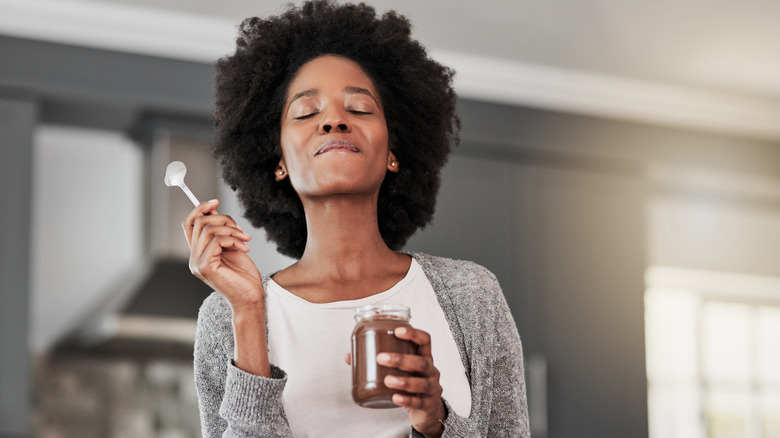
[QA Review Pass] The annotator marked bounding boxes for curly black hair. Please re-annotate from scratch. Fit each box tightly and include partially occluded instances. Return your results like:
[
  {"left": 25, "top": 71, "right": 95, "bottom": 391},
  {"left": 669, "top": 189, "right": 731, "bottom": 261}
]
[{"left": 213, "top": 0, "right": 460, "bottom": 258}]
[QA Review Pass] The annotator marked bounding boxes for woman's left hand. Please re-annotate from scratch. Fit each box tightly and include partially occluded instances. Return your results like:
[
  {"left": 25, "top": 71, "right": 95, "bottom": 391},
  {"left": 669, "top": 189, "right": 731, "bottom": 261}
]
[{"left": 378, "top": 326, "right": 446, "bottom": 438}]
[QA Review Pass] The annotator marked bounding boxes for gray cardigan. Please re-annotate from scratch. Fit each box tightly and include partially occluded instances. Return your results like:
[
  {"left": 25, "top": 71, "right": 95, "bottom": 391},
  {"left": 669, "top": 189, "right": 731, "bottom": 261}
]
[{"left": 193, "top": 253, "right": 530, "bottom": 437}]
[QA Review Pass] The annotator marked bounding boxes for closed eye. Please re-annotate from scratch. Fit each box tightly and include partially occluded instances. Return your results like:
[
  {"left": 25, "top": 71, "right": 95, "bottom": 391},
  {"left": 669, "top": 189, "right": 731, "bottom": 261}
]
[
  {"left": 295, "top": 112, "right": 318, "bottom": 120},
  {"left": 350, "top": 110, "right": 372, "bottom": 115}
]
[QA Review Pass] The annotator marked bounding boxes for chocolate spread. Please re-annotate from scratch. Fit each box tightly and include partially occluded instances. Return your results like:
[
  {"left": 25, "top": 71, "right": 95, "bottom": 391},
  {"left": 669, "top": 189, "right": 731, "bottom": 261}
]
[{"left": 351, "top": 305, "right": 417, "bottom": 408}]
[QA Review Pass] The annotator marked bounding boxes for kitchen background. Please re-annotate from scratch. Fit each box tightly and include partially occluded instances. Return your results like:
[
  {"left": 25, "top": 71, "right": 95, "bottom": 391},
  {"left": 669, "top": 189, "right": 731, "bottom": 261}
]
[{"left": 2, "top": 1, "right": 780, "bottom": 437}]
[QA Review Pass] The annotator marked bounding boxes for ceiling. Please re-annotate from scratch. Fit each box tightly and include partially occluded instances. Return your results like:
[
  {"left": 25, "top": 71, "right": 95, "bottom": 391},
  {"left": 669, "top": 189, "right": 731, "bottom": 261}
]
[
  {"left": 3, "top": 0, "right": 780, "bottom": 139},
  {"left": 77, "top": 0, "right": 780, "bottom": 98}
]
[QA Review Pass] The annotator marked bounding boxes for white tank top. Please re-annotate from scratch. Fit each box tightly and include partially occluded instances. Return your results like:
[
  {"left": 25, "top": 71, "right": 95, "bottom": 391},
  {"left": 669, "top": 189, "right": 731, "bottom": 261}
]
[{"left": 265, "top": 258, "right": 472, "bottom": 438}]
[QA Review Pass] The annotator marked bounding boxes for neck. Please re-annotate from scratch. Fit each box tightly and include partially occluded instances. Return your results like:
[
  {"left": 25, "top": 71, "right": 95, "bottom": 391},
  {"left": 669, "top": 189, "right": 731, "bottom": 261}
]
[{"left": 296, "top": 194, "right": 397, "bottom": 280}]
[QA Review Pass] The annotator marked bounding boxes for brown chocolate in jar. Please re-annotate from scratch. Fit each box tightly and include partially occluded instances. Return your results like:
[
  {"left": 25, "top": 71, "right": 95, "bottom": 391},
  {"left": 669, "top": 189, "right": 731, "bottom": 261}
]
[{"left": 351, "top": 304, "right": 417, "bottom": 408}]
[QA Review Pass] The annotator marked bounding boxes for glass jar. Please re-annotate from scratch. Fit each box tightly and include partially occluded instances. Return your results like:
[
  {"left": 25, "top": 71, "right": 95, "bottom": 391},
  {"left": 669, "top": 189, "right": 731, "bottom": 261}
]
[{"left": 351, "top": 303, "right": 417, "bottom": 408}]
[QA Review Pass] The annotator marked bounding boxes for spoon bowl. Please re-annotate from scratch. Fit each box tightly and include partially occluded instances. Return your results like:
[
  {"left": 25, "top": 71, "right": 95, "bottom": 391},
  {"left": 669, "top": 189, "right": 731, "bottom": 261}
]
[
  {"left": 164, "top": 160, "right": 187, "bottom": 187},
  {"left": 164, "top": 160, "right": 201, "bottom": 207}
]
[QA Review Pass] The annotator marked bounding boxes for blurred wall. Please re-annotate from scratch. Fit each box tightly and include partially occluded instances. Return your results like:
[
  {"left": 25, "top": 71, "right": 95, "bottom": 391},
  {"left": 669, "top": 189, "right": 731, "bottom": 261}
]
[
  {"left": 408, "top": 101, "right": 649, "bottom": 437},
  {"left": 408, "top": 100, "right": 780, "bottom": 437},
  {"left": 0, "top": 95, "right": 35, "bottom": 438},
  {"left": 30, "top": 126, "right": 144, "bottom": 352}
]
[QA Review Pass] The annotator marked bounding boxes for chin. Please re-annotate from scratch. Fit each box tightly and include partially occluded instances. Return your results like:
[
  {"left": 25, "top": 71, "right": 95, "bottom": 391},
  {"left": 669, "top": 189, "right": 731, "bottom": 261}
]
[{"left": 297, "top": 176, "right": 382, "bottom": 198}]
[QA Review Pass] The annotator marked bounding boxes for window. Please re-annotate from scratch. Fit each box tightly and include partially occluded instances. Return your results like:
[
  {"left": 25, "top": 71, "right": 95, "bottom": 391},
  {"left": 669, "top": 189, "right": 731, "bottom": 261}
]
[{"left": 646, "top": 267, "right": 780, "bottom": 438}]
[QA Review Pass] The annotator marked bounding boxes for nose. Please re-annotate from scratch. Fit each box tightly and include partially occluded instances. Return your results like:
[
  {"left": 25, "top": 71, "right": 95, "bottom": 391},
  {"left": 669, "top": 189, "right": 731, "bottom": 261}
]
[
  {"left": 321, "top": 122, "right": 349, "bottom": 133},
  {"left": 319, "top": 111, "right": 351, "bottom": 134},
  {"left": 322, "top": 123, "right": 348, "bottom": 132}
]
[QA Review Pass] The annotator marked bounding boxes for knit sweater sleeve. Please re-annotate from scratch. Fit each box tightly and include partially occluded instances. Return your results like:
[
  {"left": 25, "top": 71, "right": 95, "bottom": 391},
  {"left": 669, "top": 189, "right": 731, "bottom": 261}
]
[
  {"left": 194, "top": 292, "right": 293, "bottom": 437},
  {"left": 482, "top": 271, "right": 530, "bottom": 437}
]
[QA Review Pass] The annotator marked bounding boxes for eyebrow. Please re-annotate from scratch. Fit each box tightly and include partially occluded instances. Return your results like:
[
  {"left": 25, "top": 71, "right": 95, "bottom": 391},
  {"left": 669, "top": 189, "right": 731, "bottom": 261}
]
[
  {"left": 287, "top": 86, "right": 380, "bottom": 108},
  {"left": 289, "top": 88, "right": 320, "bottom": 105},
  {"left": 343, "top": 86, "right": 379, "bottom": 105}
]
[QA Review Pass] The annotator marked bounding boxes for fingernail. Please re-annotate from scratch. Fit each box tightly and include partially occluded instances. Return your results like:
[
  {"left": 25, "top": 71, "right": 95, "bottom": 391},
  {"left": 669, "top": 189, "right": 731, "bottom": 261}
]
[
  {"left": 396, "top": 327, "right": 407, "bottom": 335},
  {"left": 385, "top": 376, "right": 398, "bottom": 385},
  {"left": 208, "top": 199, "right": 218, "bottom": 203},
  {"left": 377, "top": 353, "right": 390, "bottom": 363}
]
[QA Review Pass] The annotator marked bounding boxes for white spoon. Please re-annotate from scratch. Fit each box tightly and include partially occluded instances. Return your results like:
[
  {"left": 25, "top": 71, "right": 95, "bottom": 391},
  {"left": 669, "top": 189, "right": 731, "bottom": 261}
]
[{"left": 163, "top": 161, "right": 201, "bottom": 207}]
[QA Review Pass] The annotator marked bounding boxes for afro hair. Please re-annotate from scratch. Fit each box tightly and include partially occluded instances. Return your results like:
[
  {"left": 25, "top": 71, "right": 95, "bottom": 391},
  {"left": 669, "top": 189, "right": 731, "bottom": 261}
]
[{"left": 212, "top": 0, "right": 460, "bottom": 258}]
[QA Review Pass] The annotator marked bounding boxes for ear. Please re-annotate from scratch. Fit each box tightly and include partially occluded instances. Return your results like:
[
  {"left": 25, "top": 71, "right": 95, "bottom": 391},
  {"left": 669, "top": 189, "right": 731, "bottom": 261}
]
[
  {"left": 387, "top": 151, "right": 399, "bottom": 173},
  {"left": 275, "top": 159, "right": 288, "bottom": 181}
]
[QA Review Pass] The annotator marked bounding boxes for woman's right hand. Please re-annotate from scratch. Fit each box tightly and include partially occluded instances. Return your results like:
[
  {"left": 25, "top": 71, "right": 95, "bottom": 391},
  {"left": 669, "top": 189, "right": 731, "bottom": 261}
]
[{"left": 183, "top": 199, "right": 263, "bottom": 310}]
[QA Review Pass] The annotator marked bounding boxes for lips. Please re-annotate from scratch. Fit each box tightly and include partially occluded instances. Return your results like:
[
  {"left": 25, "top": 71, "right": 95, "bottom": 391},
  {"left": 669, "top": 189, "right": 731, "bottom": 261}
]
[{"left": 314, "top": 139, "right": 361, "bottom": 155}]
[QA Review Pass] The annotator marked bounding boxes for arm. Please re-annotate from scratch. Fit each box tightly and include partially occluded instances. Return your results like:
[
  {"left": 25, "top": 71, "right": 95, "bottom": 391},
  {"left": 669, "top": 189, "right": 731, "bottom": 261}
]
[
  {"left": 186, "top": 200, "right": 294, "bottom": 436},
  {"left": 484, "top": 294, "right": 530, "bottom": 437},
  {"left": 193, "top": 299, "right": 230, "bottom": 437},
  {"left": 194, "top": 294, "right": 294, "bottom": 438},
  {"left": 185, "top": 199, "right": 270, "bottom": 376}
]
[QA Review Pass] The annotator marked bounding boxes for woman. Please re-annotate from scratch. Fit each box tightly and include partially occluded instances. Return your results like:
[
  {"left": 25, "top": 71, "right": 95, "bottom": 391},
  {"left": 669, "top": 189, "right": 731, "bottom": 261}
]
[{"left": 185, "top": 1, "right": 529, "bottom": 437}]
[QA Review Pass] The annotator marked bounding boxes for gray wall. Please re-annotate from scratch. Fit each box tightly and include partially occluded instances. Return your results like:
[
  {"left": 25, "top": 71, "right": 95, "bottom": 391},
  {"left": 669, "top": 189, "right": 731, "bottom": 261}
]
[
  {"left": 0, "top": 95, "right": 36, "bottom": 438},
  {"left": 408, "top": 101, "right": 649, "bottom": 437}
]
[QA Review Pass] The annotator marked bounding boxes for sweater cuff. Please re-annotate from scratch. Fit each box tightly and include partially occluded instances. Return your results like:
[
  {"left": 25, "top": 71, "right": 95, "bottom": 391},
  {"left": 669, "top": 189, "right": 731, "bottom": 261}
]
[
  {"left": 411, "top": 398, "right": 454, "bottom": 438},
  {"left": 440, "top": 398, "right": 472, "bottom": 437},
  {"left": 219, "top": 361, "right": 288, "bottom": 424}
]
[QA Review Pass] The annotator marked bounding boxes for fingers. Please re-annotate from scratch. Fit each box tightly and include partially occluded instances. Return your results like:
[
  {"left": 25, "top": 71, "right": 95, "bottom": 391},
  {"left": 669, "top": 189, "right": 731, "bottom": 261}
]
[
  {"left": 393, "top": 326, "right": 433, "bottom": 359},
  {"left": 379, "top": 350, "right": 440, "bottom": 399},
  {"left": 378, "top": 327, "right": 446, "bottom": 434},
  {"left": 376, "top": 326, "right": 443, "bottom": 409},
  {"left": 377, "top": 351, "right": 435, "bottom": 376},
  {"left": 191, "top": 222, "right": 251, "bottom": 257},
  {"left": 383, "top": 373, "right": 441, "bottom": 399},
  {"left": 190, "top": 228, "right": 251, "bottom": 277},
  {"left": 377, "top": 326, "right": 434, "bottom": 375},
  {"left": 184, "top": 200, "right": 247, "bottom": 248},
  {"left": 183, "top": 199, "right": 220, "bottom": 244},
  {"left": 390, "top": 391, "right": 442, "bottom": 411},
  {"left": 183, "top": 199, "right": 252, "bottom": 279}
]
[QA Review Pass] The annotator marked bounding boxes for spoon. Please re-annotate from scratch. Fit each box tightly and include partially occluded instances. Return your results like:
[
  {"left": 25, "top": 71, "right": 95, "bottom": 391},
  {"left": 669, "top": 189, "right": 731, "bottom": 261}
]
[{"left": 163, "top": 161, "right": 201, "bottom": 207}]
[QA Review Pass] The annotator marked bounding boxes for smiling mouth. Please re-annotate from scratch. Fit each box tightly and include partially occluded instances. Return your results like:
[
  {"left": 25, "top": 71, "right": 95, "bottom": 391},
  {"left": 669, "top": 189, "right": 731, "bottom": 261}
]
[{"left": 314, "top": 139, "right": 361, "bottom": 155}]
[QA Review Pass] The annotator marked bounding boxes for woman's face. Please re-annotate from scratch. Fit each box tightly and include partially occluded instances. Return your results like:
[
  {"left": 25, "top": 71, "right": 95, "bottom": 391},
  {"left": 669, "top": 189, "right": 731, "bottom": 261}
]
[{"left": 278, "top": 55, "right": 397, "bottom": 200}]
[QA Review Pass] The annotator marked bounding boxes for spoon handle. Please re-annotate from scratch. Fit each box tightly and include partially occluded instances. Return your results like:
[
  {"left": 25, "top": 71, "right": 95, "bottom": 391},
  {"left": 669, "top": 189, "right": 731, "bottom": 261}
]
[{"left": 179, "top": 182, "right": 201, "bottom": 207}]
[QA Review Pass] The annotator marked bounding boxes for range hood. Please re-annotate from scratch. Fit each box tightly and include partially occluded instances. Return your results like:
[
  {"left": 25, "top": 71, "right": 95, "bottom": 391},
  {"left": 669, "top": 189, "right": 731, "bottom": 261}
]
[{"left": 59, "top": 117, "right": 221, "bottom": 358}]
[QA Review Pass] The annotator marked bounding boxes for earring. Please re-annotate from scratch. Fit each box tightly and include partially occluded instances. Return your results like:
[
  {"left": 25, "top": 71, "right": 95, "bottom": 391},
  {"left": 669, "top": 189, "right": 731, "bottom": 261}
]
[{"left": 390, "top": 161, "right": 398, "bottom": 168}]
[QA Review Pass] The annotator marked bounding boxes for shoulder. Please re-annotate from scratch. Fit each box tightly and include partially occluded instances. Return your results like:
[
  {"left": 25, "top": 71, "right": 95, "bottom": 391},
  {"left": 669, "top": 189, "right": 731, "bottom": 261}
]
[
  {"left": 412, "top": 252, "right": 499, "bottom": 288},
  {"left": 411, "top": 252, "right": 503, "bottom": 306},
  {"left": 411, "top": 253, "right": 517, "bottom": 359}
]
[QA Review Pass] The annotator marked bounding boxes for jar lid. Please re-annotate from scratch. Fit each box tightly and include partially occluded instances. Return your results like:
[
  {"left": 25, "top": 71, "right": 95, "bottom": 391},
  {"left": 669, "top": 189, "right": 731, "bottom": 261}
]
[{"left": 354, "top": 303, "right": 411, "bottom": 322}]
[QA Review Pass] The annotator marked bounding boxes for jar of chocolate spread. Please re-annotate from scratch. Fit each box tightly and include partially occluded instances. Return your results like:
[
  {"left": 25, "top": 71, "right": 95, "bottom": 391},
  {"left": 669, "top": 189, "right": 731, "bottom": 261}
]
[{"left": 351, "top": 304, "right": 418, "bottom": 408}]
